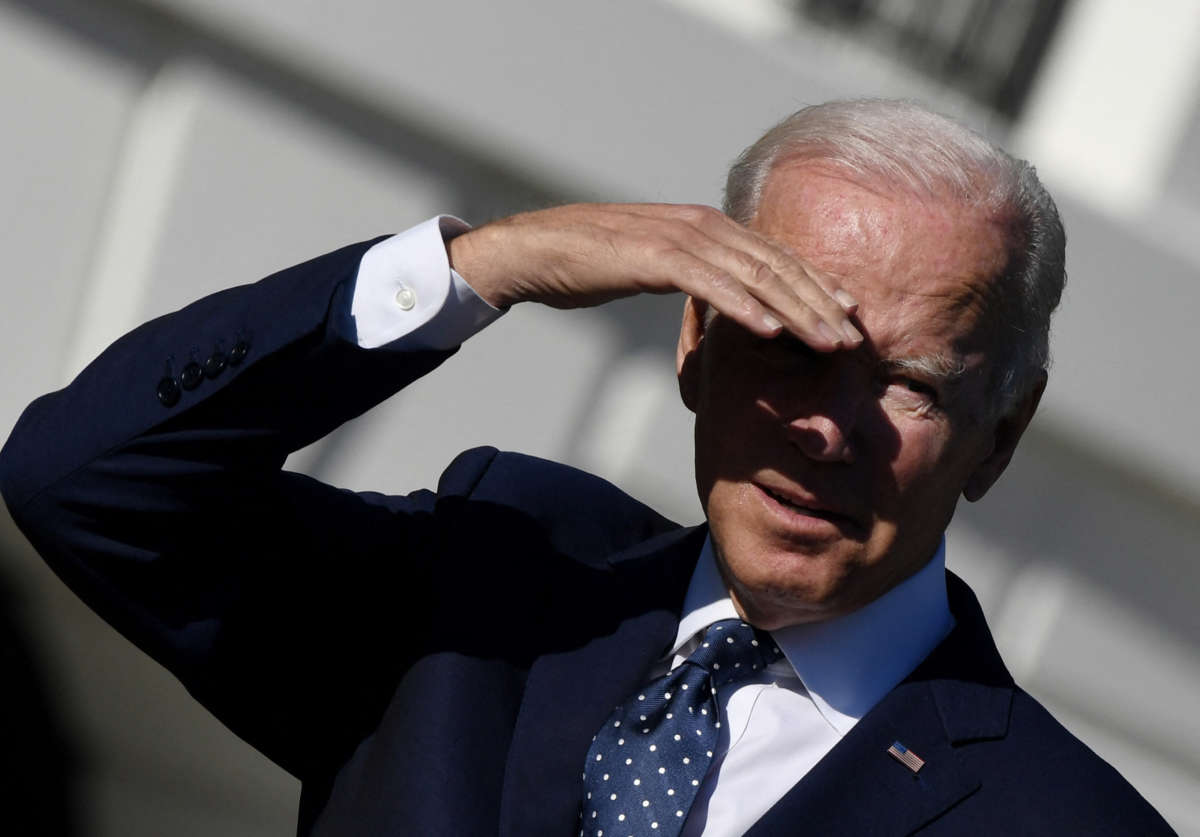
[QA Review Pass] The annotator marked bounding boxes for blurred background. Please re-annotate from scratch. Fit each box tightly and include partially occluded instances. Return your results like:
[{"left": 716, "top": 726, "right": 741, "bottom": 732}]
[{"left": 1, "top": 0, "right": 1198, "bottom": 833}]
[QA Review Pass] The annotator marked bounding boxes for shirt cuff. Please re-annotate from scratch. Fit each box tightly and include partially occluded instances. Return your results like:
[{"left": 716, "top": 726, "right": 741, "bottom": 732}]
[{"left": 349, "top": 215, "right": 504, "bottom": 350}]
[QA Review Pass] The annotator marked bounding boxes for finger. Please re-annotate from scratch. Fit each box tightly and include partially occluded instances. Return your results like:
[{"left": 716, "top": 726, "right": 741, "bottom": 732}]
[
  {"left": 739, "top": 222, "right": 860, "bottom": 313},
  {"left": 684, "top": 210, "right": 863, "bottom": 343},
  {"left": 646, "top": 215, "right": 860, "bottom": 349},
  {"left": 656, "top": 249, "right": 851, "bottom": 346},
  {"left": 623, "top": 205, "right": 862, "bottom": 346}
]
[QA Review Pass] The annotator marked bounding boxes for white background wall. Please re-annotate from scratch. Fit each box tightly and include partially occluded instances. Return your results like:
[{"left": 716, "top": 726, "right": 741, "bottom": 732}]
[{"left": 1, "top": 0, "right": 1197, "bottom": 833}]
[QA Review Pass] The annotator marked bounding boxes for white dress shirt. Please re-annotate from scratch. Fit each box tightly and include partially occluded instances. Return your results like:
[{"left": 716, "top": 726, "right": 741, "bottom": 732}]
[
  {"left": 668, "top": 538, "right": 954, "bottom": 836},
  {"left": 346, "top": 218, "right": 956, "bottom": 836},
  {"left": 347, "top": 215, "right": 502, "bottom": 350}
]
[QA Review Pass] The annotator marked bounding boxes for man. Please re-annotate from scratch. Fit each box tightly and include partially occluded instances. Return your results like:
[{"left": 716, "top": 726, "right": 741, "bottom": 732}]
[{"left": 0, "top": 99, "right": 1173, "bottom": 834}]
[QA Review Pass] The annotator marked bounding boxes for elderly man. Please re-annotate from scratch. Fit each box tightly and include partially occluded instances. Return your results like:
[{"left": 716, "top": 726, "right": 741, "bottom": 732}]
[{"left": 0, "top": 100, "right": 1172, "bottom": 834}]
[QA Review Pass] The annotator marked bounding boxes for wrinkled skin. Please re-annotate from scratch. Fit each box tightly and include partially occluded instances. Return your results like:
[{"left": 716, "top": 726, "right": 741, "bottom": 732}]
[
  {"left": 677, "top": 161, "right": 1043, "bottom": 629},
  {"left": 449, "top": 160, "right": 1043, "bottom": 631}
]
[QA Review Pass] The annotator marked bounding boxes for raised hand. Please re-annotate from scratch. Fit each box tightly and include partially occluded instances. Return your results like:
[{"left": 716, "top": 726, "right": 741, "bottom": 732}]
[{"left": 447, "top": 203, "right": 863, "bottom": 351}]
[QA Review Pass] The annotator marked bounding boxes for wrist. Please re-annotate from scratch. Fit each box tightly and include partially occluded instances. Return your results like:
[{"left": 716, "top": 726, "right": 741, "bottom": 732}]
[{"left": 447, "top": 225, "right": 517, "bottom": 309}]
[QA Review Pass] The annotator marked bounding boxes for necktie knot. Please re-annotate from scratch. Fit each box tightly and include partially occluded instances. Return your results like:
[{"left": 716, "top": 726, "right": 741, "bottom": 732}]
[
  {"left": 686, "top": 619, "right": 782, "bottom": 690},
  {"left": 578, "top": 619, "right": 783, "bottom": 836}
]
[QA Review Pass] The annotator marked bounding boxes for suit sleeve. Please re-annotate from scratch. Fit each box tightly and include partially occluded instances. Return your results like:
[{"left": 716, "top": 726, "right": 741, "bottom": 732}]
[{"left": 0, "top": 238, "right": 476, "bottom": 778}]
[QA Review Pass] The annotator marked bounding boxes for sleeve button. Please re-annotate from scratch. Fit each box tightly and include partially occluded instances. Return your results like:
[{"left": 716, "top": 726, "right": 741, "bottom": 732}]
[
  {"left": 156, "top": 376, "right": 181, "bottom": 407},
  {"left": 228, "top": 339, "right": 250, "bottom": 366},
  {"left": 181, "top": 361, "right": 203, "bottom": 390},
  {"left": 204, "top": 351, "right": 227, "bottom": 379}
]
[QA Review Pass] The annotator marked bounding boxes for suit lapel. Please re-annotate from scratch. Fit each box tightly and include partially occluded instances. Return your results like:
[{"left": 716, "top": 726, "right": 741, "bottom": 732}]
[
  {"left": 498, "top": 544, "right": 1013, "bottom": 836},
  {"left": 498, "top": 525, "right": 707, "bottom": 837},
  {"left": 747, "top": 571, "right": 1013, "bottom": 836},
  {"left": 746, "top": 680, "right": 982, "bottom": 836}
]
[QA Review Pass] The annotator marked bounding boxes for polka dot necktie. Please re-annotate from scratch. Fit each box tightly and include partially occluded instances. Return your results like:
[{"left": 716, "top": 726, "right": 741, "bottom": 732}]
[{"left": 579, "top": 619, "right": 783, "bottom": 836}]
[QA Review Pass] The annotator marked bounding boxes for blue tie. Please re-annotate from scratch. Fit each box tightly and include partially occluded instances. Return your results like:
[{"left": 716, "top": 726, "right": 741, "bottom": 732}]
[{"left": 579, "top": 619, "right": 783, "bottom": 836}]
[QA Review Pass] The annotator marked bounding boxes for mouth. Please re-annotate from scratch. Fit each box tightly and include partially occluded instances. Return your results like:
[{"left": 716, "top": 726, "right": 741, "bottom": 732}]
[{"left": 755, "top": 483, "right": 862, "bottom": 535}]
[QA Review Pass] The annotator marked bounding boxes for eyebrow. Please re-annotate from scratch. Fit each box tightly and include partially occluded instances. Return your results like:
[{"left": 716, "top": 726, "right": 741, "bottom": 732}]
[{"left": 881, "top": 353, "right": 969, "bottom": 385}]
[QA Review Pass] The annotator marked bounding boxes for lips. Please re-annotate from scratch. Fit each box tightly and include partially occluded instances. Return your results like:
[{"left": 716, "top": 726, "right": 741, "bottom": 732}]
[{"left": 755, "top": 482, "right": 863, "bottom": 534}]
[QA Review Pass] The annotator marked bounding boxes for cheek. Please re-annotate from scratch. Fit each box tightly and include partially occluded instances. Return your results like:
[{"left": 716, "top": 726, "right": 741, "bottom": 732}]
[
  {"left": 878, "top": 419, "right": 957, "bottom": 499},
  {"left": 891, "top": 429, "right": 943, "bottom": 481},
  {"left": 695, "top": 381, "right": 777, "bottom": 463},
  {"left": 880, "top": 420, "right": 987, "bottom": 540}
]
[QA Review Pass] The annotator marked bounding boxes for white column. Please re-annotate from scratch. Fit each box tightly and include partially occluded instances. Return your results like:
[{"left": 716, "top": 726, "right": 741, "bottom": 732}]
[{"left": 1013, "top": 0, "right": 1200, "bottom": 218}]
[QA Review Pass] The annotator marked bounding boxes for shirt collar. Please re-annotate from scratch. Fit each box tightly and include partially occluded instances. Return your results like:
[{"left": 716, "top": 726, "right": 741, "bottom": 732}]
[{"left": 671, "top": 536, "right": 955, "bottom": 736}]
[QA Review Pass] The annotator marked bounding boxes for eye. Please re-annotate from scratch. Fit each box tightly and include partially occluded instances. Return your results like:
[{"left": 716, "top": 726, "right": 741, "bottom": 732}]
[
  {"left": 898, "top": 377, "right": 937, "bottom": 398},
  {"left": 878, "top": 373, "right": 940, "bottom": 411}
]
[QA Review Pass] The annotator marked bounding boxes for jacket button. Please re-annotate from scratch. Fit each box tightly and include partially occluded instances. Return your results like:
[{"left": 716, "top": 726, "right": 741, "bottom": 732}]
[
  {"left": 228, "top": 339, "right": 250, "bottom": 366},
  {"left": 181, "top": 361, "right": 203, "bottom": 390},
  {"left": 205, "top": 351, "right": 227, "bottom": 379},
  {"left": 157, "top": 376, "right": 181, "bottom": 407}
]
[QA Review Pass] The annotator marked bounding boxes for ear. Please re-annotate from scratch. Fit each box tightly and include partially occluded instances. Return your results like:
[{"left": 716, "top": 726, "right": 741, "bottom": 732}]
[
  {"left": 676, "top": 296, "right": 709, "bottom": 413},
  {"left": 963, "top": 372, "right": 1046, "bottom": 502}
]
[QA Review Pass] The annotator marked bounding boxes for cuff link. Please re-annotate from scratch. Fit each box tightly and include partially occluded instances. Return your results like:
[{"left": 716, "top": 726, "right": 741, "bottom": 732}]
[{"left": 394, "top": 284, "right": 417, "bottom": 311}]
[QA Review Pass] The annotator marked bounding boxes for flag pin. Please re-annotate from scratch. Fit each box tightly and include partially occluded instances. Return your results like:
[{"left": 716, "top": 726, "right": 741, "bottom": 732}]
[{"left": 887, "top": 741, "right": 925, "bottom": 774}]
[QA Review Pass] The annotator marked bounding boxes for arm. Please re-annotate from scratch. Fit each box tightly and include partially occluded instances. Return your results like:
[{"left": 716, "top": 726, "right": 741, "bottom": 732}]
[
  {"left": 0, "top": 230, "right": 489, "bottom": 778},
  {"left": 449, "top": 203, "right": 862, "bottom": 348},
  {"left": 0, "top": 202, "right": 859, "bottom": 778}
]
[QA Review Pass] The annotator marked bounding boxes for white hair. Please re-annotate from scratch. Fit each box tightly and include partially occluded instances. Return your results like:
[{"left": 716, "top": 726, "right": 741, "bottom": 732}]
[{"left": 724, "top": 98, "right": 1066, "bottom": 414}]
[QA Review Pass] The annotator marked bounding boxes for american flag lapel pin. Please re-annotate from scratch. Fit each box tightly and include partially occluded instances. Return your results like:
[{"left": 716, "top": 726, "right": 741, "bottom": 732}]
[{"left": 887, "top": 741, "right": 925, "bottom": 774}]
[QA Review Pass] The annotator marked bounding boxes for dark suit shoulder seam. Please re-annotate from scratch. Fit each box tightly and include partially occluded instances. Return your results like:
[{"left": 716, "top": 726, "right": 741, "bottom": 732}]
[{"left": 461, "top": 446, "right": 502, "bottom": 499}]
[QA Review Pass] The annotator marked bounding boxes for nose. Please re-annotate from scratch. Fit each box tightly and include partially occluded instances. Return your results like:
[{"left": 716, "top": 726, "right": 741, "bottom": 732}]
[
  {"left": 782, "top": 364, "right": 866, "bottom": 464},
  {"left": 786, "top": 414, "right": 855, "bottom": 463}
]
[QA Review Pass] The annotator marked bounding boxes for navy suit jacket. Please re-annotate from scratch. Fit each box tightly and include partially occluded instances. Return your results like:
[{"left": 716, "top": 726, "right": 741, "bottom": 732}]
[{"left": 0, "top": 240, "right": 1172, "bottom": 835}]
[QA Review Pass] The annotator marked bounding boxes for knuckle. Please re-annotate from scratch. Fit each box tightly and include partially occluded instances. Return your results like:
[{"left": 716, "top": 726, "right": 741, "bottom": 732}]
[
  {"left": 645, "top": 217, "right": 689, "bottom": 247},
  {"left": 653, "top": 242, "right": 691, "bottom": 266},
  {"left": 745, "top": 258, "right": 775, "bottom": 288},
  {"left": 762, "top": 250, "right": 793, "bottom": 275},
  {"left": 700, "top": 267, "right": 738, "bottom": 297},
  {"left": 673, "top": 203, "right": 715, "bottom": 226},
  {"left": 761, "top": 245, "right": 802, "bottom": 278}
]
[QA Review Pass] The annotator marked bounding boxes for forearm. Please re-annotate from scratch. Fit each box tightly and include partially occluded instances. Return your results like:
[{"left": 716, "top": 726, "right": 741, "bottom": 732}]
[
  {"left": 2, "top": 240, "right": 371, "bottom": 507},
  {"left": 0, "top": 230, "right": 484, "bottom": 774},
  {"left": 0, "top": 236, "right": 426, "bottom": 617},
  {"left": 0, "top": 212, "right": 502, "bottom": 513}
]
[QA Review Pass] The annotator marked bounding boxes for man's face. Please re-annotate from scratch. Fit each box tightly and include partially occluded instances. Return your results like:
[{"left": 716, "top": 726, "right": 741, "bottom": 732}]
[{"left": 679, "top": 160, "right": 1031, "bottom": 629}]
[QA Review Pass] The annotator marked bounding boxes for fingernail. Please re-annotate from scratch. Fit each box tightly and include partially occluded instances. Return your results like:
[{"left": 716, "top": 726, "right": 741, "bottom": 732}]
[
  {"left": 842, "top": 321, "right": 863, "bottom": 344},
  {"left": 835, "top": 290, "right": 858, "bottom": 311},
  {"left": 762, "top": 313, "right": 783, "bottom": 332},
  {"left": 817, "top": 321, "right": 843, "bottom": 347}
]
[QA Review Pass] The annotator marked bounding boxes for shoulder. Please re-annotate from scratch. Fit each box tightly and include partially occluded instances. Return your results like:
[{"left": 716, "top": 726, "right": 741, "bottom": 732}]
[
  {"left": 924, "top": 575, "right": 1175, "bottom": 833},
  {"left": 1000, "top": 688, "right": 1172, "bottom": 831},
  {"left": 432, "top": 446, "right": 682, "bottom": 565},
  {"left": 919, "top": 679, "right": 1175, "bottom": 834}
]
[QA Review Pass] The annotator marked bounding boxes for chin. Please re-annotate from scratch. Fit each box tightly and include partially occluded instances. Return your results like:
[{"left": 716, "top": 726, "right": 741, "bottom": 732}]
[{"left": 717, "top": 538, "right": 867, "bottom": 628}]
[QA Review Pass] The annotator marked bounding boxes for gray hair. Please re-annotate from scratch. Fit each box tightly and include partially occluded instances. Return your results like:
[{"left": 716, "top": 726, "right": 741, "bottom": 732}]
[{"left": 724, "top": 98, "right": 1065, "bottom": 414}]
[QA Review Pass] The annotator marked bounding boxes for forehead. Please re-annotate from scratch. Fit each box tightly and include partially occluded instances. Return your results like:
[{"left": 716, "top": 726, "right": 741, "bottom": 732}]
[{"left": 752, "top": 161, "right": 1011, "bottom": 357}]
